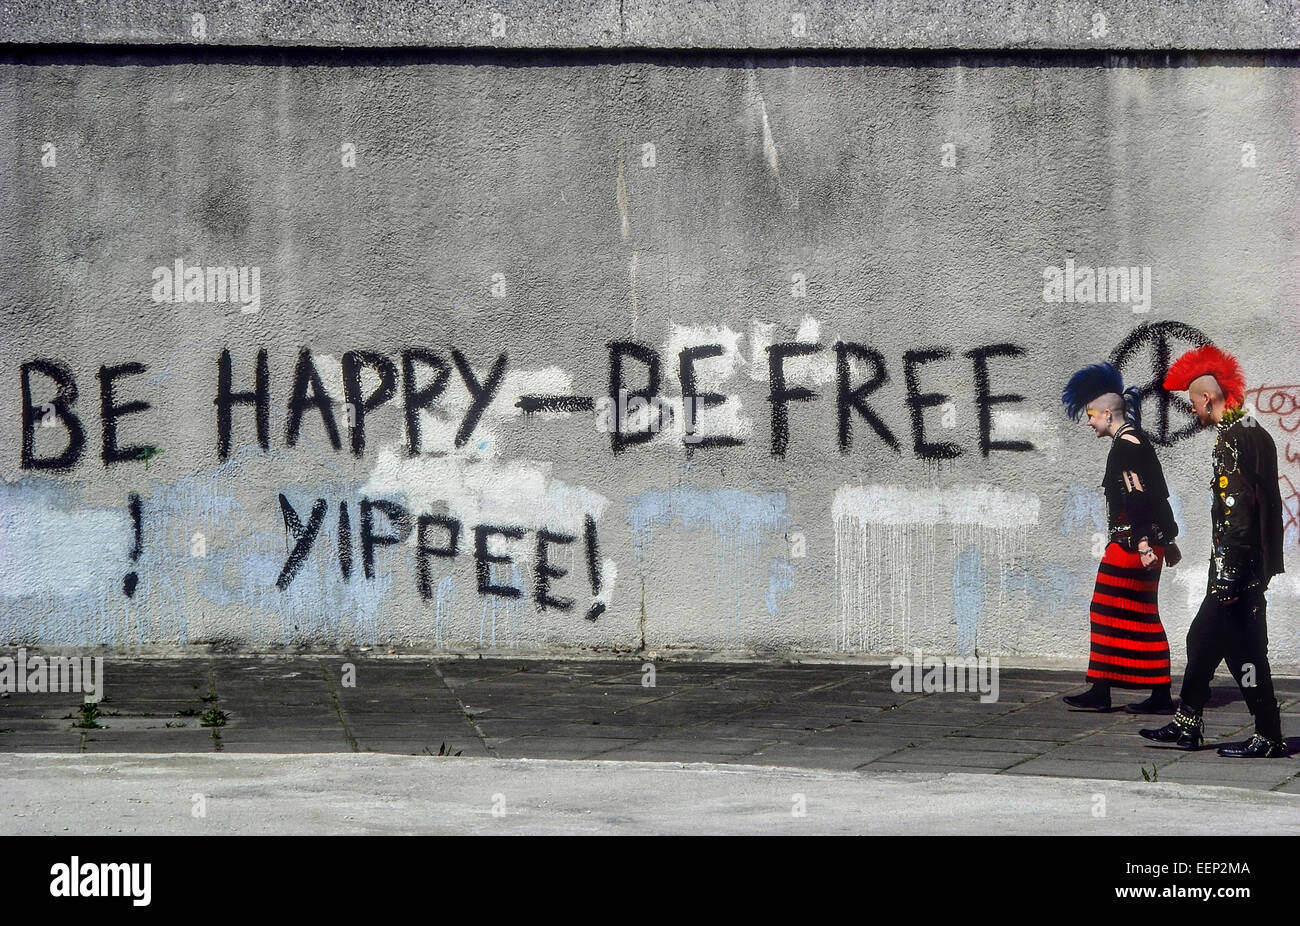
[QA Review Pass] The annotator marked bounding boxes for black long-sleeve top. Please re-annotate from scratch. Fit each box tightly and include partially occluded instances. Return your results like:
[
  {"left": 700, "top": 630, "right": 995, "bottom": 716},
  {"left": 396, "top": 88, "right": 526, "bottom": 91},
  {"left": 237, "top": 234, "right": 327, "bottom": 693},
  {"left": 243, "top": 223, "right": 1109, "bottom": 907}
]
[
  {"left": 1103, "top": 424, "right": 1178, "bottom": 551},
  {"left": 1209, "top": 411, "right": 1286, "bottom": 600}
]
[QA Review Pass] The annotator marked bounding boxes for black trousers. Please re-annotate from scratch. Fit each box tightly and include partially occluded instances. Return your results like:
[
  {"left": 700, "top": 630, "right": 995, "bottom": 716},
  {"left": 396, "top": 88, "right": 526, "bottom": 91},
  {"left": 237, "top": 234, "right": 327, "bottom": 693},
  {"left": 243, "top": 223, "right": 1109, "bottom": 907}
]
[{"left": 1178, "top": 584, "right": 1283, "bottom": 742}]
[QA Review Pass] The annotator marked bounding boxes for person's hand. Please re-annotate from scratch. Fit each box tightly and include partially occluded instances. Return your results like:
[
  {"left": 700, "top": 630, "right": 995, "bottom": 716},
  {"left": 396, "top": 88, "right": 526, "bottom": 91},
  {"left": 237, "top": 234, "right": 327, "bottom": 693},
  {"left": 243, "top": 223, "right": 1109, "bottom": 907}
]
[
  {"left": 1163, "top": 543, "right": 1182, "bottom": 568},
  {"left": 1138, "top": 545, "right": 1159, "bottom": 570}
]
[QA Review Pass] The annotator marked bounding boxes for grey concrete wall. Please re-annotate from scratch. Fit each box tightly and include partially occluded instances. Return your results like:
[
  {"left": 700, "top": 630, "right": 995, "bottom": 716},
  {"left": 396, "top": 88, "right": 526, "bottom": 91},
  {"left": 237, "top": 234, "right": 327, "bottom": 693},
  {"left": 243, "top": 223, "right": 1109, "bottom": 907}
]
[
  {"left": 5, "top": 0, "right": 1300, "bottom": 49},
  {"left": 2, "top": 11, "right": 1299, "bottom": 665}
]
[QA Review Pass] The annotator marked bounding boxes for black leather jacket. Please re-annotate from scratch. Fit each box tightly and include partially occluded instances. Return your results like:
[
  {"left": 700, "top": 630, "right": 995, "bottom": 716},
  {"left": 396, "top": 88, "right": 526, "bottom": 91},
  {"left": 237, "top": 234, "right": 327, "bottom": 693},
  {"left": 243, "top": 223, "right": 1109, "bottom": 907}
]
[{"left": 1209, "top": 411, "right": 1286, "bottom": 601}]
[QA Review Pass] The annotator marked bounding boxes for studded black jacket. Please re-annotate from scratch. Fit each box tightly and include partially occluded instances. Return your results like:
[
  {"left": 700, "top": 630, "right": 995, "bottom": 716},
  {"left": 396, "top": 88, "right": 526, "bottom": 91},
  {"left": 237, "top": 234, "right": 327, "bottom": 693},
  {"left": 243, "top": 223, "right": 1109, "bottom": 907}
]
[{"left": 1209, "top": 410, "right": 1286, "bottom": 600}]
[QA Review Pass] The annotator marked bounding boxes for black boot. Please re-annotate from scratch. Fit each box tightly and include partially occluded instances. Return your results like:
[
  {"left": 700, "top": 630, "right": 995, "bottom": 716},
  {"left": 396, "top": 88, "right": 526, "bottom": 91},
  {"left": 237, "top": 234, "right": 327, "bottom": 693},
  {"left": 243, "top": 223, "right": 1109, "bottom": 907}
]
[
  {"left": 1217, "top": 733, "right": 1287, "bottom": 758},
  {"left": 1124, "top": 684, "right": 1176, "bottom": 715},
  {"left": 1139, "top": 707, "right": 1204, "bottom": 749},
  {"left": 1063, "top": 682, "right": 1112, "bottom": 711}
]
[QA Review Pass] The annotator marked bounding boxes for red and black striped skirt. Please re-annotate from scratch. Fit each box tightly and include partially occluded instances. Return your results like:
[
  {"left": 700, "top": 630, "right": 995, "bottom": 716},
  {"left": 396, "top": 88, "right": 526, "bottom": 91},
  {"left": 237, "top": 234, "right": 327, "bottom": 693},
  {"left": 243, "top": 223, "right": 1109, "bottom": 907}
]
[{"left": 1086, "top": 542, "right": 1171, "bottom": 688}]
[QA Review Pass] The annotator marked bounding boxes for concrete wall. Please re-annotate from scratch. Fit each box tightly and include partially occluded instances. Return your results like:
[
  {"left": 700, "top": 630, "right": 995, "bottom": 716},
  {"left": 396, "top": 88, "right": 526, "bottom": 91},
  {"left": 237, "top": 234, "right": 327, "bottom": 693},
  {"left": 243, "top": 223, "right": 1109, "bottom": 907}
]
[
  {"left": 2, "top": 4, "right": 1298, "bottom": 665},
  {"left": 6, "top": 0, "right": 1300, "bottom": 48}
]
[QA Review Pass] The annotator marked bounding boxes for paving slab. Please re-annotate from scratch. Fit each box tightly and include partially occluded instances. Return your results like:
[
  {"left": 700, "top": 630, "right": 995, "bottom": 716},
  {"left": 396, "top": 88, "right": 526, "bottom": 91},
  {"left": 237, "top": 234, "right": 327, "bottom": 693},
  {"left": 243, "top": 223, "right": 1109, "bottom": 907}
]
[
  {"left": 584, "top": 742, "right": 769, "bottom": 761},
  {"left": 80, "top": 734, "right": 219, "bottom": 753},
  {"left": 959, "top": 724, "right": 1101, "bottom": 742},
  {"left": 779, "top": 733, "right": 929, "bottom": 757},
  {"left": 798, "top": 721, "right": 964, "bottom": 740},
  {"left": 877, "top": 748, "right": 1039, "bottom": 770},
  {"left": 748, "top": 744, "right": 891, "bottom": 770},
  {"left": 935, "top": 735, "right": 1045, "bottom": 753},
  {"left": 865, "top": 762, "right": 1004, "bottom": 775},
  {"left": 1043, "top": 741, "right": 1187, "bottom": 762},
  {"left": 0, "top": 736, "right": 89, "bottom": 751},
  {"left": 1004, "top": 757, "right": 1184, "bottom": 781},
  {"left": 542, "top": 722, "right": 670, "bottom": 740},
  {"left": 496, "top": 737, "right": 645, "bottom": 759},
  {"left": 1152, "top": 761, "right": 1300, "bottom": 789},
  {"left": 218, "top": 741, "right": 356, "bottom": 754}
]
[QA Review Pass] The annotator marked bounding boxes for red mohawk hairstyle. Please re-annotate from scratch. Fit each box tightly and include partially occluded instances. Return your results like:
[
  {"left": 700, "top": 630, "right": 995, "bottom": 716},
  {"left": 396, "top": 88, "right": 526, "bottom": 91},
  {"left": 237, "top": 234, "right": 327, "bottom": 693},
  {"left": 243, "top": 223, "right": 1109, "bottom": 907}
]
[{"left": 1163, "top": 344, "right": 1246, "bottom": 409}]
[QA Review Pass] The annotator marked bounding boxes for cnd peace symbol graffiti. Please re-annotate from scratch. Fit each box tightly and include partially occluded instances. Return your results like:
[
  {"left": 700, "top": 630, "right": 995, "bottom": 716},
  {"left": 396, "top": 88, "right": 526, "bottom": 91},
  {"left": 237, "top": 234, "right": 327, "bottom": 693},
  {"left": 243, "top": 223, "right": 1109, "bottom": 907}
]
[{"left": 1108, "top": 321, "right": 1212, "bottom": 447}]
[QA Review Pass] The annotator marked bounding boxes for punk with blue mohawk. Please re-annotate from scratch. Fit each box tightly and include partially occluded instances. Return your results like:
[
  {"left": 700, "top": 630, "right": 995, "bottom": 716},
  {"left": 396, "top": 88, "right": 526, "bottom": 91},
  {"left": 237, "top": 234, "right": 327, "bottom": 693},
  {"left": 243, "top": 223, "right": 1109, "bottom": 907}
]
[
  {"left": 1061, "top": 362, "right": 1125, "bottom": 422},
  {"left": 1059, "top": 359, "right": 1180, "bottom": 715}
]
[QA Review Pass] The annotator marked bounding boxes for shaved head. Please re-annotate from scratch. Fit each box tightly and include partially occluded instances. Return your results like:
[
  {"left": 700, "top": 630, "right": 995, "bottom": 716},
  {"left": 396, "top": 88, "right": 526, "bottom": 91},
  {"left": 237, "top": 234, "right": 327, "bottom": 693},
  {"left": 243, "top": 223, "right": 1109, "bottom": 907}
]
[
  {"left": 1187, "top": 373, "right": 1228, "bottom": 425},
  {"left": 1189, "top": 374, "right": 1225, "bottom": 403},
  {"left": 1082, "top": 391, "right": 1126, "bottom": 438},
  {"left": 1088, "top": 392, "right": 1125, "bottom": 415}
]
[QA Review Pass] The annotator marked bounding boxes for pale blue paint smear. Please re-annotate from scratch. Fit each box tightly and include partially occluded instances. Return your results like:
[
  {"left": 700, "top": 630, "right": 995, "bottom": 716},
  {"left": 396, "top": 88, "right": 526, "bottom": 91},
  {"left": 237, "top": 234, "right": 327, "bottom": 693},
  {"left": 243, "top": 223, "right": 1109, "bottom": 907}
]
[
  {"left": 766, "top": 558, "right": 796, "bottom": 617},
  {"left": 152, "top": 461, "right": 392, "bottom": 647},
  {"left": 627, "top": 486, "right": 791, "bottom": 556},
  {"left": 1003, "top": 562, "right": 1094, "bottom": 618},
  {"left": 1168, "top": 489, "right": 1188, "bottom": 545},
  {"left": 478, "top": 561, "right": 524, "bottom": 648},
  {"left": 626, "top": 486, "right": 794, "bottom": 641},
  {"left": 952, "top": 544, "right": 986, "bottom": 656},
  {"left": 0, "top": 479, "right": 139, "bottom": 646},
  {"left": 0, "top": 455, "right": 399, "bottom": 648},
  {"left": 1061, "top": 484, "right": 1105, "bottom": 536},
  {"left": 434, "top": 575, "right": 456, "bottom": 648}
]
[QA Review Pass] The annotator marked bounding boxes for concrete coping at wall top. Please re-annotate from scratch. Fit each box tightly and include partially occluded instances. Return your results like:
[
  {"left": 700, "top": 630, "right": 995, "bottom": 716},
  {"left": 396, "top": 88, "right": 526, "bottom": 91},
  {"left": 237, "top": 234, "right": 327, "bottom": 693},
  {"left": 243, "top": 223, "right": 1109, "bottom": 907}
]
[{"left": 3, "top": 0, "right": 1300, "bottom": 51}]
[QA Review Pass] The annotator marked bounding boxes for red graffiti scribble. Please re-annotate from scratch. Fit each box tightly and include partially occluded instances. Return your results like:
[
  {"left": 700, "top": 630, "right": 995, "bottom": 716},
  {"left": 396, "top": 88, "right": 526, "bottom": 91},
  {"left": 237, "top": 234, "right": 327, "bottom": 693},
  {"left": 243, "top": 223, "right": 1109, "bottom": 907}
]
[
  {"left": 1249, "top": 384, "right": 1300, "bottom": 433},
  {"left": 1249, "top": 385, "right": 1300, "bottom": 547}
]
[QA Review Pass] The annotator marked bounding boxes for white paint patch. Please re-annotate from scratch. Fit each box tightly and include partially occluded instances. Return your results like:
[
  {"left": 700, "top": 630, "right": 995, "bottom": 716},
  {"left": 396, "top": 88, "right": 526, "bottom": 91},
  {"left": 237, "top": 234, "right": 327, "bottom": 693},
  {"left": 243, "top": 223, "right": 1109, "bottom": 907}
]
[
  {"left": 832, "top": 485, "right": 1040, "bottom": 529},
  {"left": 661, "top": 322, "right": 753, "bottom": 442},
  {"left": 595, "top": 559, "right": 617, "bottom": 609},
  {"left": 747, "top": 315, "right": 835, "bottom": 386},
  {"left": 1169, "top": 568, "right": 1207, "bottom": 613},
  {"left": 787, "top": 315, "right": 836, "bottom": 385},
  {"left": 313, "top": 353, "right": 345, "bottom": 406},
  {"left": 747, "top": 320, "right": 777, "bottom": 381},
  {"left": 663, "top": 323, "right": 746, "bottom": 380},
  {"left": 363, "top": 451, "right": 608, "bottom": 535},
  {"left": 832, "top": 484, "right": 1038, "bottom": 654},
  {"left": 992, "top": 409, "right": 1062, "bottom": 462}
]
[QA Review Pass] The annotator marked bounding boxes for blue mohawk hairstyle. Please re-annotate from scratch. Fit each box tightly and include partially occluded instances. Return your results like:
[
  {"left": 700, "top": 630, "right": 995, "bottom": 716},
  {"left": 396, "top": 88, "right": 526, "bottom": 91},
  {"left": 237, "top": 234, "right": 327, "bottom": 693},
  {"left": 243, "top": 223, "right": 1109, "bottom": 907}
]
[
  {"left": 1122, "top": 385, "right": 1143, "bottom": 426},
  {"left": 1061, "top": 362, "right": 1125, "bottom": 422}
]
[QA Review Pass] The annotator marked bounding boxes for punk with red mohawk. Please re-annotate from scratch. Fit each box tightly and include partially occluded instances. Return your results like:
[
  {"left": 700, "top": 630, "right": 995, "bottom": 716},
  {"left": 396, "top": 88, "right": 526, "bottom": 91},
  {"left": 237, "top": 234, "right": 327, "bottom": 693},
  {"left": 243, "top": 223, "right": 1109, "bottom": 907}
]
[
  {"left": 1139, "top": 340, "right": 1289, "bottom": 757},
  {"left": 1162, "top": 344, "right": 1246, "bottom": 409}
]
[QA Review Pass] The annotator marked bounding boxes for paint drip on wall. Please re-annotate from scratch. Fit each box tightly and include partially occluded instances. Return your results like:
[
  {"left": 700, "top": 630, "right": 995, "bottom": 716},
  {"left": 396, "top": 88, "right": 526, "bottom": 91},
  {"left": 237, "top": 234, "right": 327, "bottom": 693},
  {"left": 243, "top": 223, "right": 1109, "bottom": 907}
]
[{"left": 832, "top": 484, "right": 1039, "bottom": 654}]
